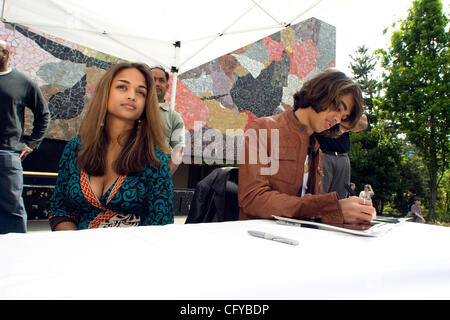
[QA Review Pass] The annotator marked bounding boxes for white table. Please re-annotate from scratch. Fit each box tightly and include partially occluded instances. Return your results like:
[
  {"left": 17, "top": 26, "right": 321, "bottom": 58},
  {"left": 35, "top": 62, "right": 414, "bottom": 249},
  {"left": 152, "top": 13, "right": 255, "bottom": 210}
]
[{"left": 0, "top": 219, "right": 449, "bottom": 299}]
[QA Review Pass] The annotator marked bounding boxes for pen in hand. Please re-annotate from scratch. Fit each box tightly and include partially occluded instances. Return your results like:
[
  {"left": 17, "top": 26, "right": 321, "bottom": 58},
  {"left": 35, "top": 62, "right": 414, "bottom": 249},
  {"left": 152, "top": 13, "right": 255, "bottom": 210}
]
[{"left": 248, "top": 230, "right": 299, "bottom": 246}]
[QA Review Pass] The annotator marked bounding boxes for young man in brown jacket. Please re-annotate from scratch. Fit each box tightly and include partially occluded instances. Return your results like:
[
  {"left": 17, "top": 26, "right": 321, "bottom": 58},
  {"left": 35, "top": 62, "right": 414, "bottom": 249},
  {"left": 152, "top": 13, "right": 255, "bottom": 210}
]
[{"left": 238, "top": 69, "right": 376, "bottom": 227}]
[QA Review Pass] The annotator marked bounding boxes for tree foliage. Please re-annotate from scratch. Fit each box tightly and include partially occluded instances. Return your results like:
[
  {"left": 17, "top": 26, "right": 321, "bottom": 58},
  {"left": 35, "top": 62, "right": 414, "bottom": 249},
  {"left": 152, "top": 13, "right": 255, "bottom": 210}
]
[
  {"left": 378, "top": 0, "right": 449, "bottom": 220},
  {"left": 349, "top": 45, "right": 381, "bottom": 113},
  {"left": 348, "top": 45, "right": 404, "bottom": 214},
  {"left": 350, "top": 122, "right": 403, "bottom": 214}
]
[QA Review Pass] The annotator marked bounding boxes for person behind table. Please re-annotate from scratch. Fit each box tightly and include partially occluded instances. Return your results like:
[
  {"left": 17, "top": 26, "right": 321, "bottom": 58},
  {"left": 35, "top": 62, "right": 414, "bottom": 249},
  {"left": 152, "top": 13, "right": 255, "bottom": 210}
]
[
  {"left": 407, "top": 186, "right": 416, "bottom": 215},
  {"left": 316, "top": 113, "right": 368, "bottom": 200},
  {"left": 0, "top": 39, "right": 50, "bottom": 234},
  {"left": 150, "top": 66, "right": 185, "bottom": 174},
  {"left": 49, "top": 63, "right": 174, "bottom": 231},
  {"left": 238, "top": 69, "right": 376, "bottom": 226},
  {"left": 346, "top": 182, "right": 356, "bottom": 198},
  {"left": 410, "top": 196, "right": 425, "bottom": 223},
  {"left": 359, "top": 184, "right": 374, "bottom": 201}
]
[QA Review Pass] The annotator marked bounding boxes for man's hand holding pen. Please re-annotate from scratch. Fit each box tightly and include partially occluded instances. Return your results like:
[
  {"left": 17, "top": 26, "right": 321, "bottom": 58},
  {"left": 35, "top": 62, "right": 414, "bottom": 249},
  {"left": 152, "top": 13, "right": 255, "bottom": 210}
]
[{"left": 338, "top": 196, "right": 376, "bottom": 225}]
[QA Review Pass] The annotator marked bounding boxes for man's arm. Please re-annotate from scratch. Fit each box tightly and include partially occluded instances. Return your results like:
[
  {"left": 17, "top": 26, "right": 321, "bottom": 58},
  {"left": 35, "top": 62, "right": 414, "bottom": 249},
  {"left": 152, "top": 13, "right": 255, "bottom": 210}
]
[
  {"left": 169, "top": 145, "right": 184, "bottom": 174},
  {"left": 25, "top": 82, "right": 50, "bottom": 150},
  {"left": 411, "top": 206, "right": 426, "bottom": 223},
  {"left": 168, "top": 111, "right": 185, "bottom": 174},
  {"left": 238, "top": 121, "right": 375, "bottom": 224},
  {"left": 48, "top": 139, "right": 79, "bottom": 231}
]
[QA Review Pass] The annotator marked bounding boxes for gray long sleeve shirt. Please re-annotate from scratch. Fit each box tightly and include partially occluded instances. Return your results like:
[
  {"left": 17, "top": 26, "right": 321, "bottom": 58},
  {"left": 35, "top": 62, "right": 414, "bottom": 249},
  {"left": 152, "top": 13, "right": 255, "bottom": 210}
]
[{"left": 0, "top": 69, "right": 50, "bottom": 151}]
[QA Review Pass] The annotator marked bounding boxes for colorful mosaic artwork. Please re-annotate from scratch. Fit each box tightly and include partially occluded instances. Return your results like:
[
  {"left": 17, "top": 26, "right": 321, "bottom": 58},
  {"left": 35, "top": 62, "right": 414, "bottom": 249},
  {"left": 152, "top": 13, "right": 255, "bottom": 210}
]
[{"left": 1, "top": 17, "right": 335, "bottom": 161}]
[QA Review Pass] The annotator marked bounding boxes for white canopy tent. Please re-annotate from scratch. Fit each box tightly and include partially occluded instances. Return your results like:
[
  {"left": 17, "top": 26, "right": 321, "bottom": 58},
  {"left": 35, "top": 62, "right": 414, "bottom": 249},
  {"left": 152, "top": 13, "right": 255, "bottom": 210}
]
[{"left": 0, "top": 0, "right": 330, "bottom": 107}]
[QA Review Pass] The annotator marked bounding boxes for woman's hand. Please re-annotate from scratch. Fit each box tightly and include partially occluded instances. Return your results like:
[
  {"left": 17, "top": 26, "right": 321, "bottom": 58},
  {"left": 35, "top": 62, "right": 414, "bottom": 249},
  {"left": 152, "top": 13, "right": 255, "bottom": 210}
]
[
  {"left": 54, "top": 221, "right": 78, "bottom": 231},
  {"left": 338, "top": 196, "right": 376, "bottom": 224}
]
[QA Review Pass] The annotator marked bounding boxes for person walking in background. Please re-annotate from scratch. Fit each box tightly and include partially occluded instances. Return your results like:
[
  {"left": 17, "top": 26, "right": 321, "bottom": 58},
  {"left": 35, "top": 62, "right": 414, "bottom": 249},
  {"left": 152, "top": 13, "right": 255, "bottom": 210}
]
[
  {"left": 410, "top": 197, "right": 425, "bottom": 223},
  {"left": 407, "top": 186, "right": 417, "bottom": 214},
  {"left": 346, "top": 182, "right": 356, "bottom": 198},
  {"left": 359, "top": 184, "right": 374, "bottom": 201},
  {"left": 151, "top": 66, "right": 185, "bottom": 174},
  {"left": 0, "top": 40, "right": 50, "bottom": 234},
  {"left": 49, "top": 63, "right": 173, "bottom": 231}
]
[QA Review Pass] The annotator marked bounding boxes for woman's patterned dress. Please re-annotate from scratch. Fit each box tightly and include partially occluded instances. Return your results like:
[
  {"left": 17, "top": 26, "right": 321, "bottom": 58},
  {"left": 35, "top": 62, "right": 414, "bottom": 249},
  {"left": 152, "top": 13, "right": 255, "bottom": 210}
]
[{"left": 49, "top": 136, "right": 174, "bottom": 230}]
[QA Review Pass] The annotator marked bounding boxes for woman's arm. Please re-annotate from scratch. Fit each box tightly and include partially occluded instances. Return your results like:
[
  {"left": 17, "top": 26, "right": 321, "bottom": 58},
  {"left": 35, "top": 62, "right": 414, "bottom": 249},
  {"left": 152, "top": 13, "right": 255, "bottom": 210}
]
[
  {"left": 48, "top": 138, "right": 79, "bottom": 231},
  {"left": 53, "top": 221, "right": 78, "bottom": 231},
  {"left": 146, "top": 150, "right": 174, "bottom": 225},
  {"left": 369, "top": 185, "right": 374, "bottom": 196},
  {"left": 411, "top": 205, "right": 425, "bottom": 223}
]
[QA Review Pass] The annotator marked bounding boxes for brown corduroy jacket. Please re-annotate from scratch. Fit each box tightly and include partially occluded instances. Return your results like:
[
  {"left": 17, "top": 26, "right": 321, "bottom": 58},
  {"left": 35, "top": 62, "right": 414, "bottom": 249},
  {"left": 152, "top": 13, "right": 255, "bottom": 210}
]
[{"left": 238, "top": 111, "right": 344, "bottom": 225}]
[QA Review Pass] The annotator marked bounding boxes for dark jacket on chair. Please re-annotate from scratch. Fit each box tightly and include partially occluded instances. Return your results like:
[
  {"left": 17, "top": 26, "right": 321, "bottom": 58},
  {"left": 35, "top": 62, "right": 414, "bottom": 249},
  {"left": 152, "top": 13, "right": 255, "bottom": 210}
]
[{"left": 186, "top": 167, "right": 239, "bottom": 223}]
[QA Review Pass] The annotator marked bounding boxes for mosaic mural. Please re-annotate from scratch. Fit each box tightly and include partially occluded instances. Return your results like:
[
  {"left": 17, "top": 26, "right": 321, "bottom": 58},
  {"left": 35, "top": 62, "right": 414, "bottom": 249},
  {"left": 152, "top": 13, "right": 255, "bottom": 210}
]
[{"left": 0, "top": 17, "right": 335, "bottom": 162}]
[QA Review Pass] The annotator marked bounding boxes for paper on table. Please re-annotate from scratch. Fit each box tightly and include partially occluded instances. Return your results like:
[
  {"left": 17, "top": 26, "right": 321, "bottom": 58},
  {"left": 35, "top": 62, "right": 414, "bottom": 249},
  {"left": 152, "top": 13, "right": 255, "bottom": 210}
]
[{"left": 272, "top": 215, "right": 392, "bottom": 237}]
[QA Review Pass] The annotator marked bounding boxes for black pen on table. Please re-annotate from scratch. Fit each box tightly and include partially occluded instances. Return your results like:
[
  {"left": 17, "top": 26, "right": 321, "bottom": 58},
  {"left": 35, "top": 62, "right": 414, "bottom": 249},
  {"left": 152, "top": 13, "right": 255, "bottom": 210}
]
[{"left": 248, "top": 230, "right": 299, "bottom": 246}]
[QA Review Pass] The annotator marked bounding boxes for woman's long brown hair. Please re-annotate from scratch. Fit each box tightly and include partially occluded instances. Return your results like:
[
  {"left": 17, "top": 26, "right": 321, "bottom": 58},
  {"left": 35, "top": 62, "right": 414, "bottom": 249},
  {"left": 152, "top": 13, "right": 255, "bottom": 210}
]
[{"left": 77, "top": 62, "right": 169, "bottom": 175}]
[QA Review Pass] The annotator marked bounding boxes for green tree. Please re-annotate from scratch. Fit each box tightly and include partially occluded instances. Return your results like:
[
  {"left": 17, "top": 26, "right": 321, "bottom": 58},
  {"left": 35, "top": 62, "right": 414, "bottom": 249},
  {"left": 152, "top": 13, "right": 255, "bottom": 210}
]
[
  {"left": 437, "top": 168, "right": 450, "bottom": 221},
  {"left": 349, "top": 45, "right": 381, "bottom": 113},
  {"left": 393, "top": 143, "right": 428, "bottom": 214},
  {"left": 348, "top": 45, "right": 403, "bottom": 214},
  {"left": 378, "top": 0, "right": 449, "bottom": 220},
  {"left": 350, "top": 122, "right": 403, "bottom": 215}
]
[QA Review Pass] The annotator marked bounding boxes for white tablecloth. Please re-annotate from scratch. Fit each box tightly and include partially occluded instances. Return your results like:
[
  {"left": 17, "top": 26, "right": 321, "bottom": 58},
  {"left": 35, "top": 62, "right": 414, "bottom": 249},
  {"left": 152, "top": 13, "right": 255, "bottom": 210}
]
[{"left": 0, "top": 219, "right": 449, "bottom": 299}]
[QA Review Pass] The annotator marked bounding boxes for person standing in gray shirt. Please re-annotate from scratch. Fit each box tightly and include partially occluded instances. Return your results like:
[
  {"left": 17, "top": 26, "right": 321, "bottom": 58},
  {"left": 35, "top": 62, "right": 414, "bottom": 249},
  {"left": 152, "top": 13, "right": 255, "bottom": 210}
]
[
  {"left": 151, "top": 66, "right": 185, "bottom": 175},
  {"left": 0, "top": 40, "right": 50, "bottom": 234},
  {"left": 316, "top": 114, "right": 368, "bottom": 199}
]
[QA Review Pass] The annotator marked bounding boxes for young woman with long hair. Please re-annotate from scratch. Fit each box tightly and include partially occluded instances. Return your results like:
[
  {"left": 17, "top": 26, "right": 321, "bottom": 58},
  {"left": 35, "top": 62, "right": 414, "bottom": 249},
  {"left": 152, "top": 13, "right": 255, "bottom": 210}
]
[{"left": 49, "top": 63, "right": 173, "bottom": 230}]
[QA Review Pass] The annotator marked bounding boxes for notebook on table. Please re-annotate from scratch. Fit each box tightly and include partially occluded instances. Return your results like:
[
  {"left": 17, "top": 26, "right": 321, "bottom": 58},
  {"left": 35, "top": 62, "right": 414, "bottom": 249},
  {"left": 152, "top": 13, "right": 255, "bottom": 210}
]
[{"left": 272, "top": 215, "right": 393, "bottom": 237}]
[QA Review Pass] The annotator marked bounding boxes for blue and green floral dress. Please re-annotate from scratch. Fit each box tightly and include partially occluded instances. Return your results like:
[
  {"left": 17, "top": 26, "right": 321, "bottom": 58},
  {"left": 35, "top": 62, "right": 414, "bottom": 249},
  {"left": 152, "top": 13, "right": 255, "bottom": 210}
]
[{"left": 49, "top": 136, "right": 174, "bottom": 230}]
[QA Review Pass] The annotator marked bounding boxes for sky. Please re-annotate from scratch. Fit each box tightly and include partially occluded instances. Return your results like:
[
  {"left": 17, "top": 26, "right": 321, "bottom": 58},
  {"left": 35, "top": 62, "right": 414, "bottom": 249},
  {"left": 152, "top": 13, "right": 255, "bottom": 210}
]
[{"left": 305, "top": 0, "right": 420, "bottom": 78}]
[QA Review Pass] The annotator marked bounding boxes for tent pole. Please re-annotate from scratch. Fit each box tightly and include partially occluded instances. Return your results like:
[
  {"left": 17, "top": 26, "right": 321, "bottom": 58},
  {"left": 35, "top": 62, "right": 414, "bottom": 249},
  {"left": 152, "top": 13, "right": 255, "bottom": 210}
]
[
  {"left": 170, "top": 41, "right": 180, "bottom": 110},
  {"left": 1, "top": 0, "right": 6, "bottom": 21},
  {"left": 251, "top": 0, "right": 281, "bottom": 26},
  {"left": 170, "top": 69, "right": 178, "bottom": 110},
  {"left": 288, "top": 0, "right": 324, "bottom": 26}
]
